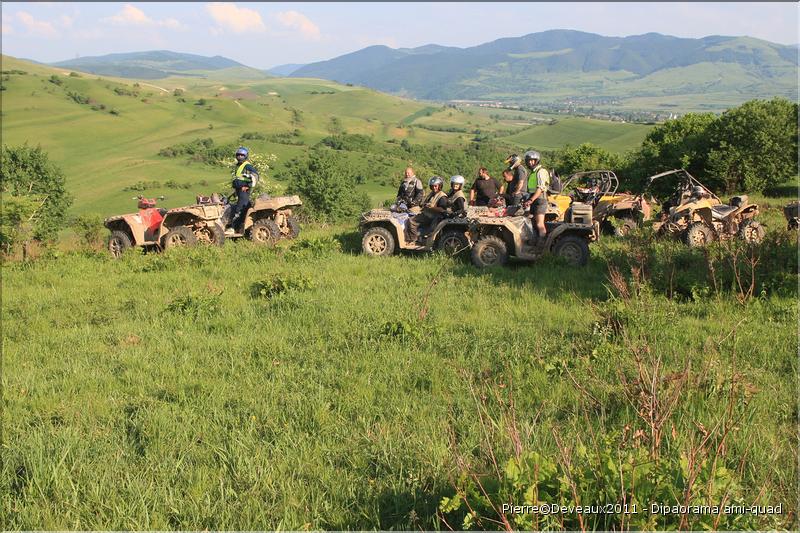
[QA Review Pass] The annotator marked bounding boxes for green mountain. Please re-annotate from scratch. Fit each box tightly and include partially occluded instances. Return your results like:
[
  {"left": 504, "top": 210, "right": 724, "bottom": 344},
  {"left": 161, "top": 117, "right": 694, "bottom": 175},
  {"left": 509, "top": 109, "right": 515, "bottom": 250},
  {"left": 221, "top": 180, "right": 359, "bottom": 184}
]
[
  {"left": 51, "top": 50, "right": 251, "bottom": 79},
  {"left": 290, "top": 30, "right": 799, "bottom": 110}
]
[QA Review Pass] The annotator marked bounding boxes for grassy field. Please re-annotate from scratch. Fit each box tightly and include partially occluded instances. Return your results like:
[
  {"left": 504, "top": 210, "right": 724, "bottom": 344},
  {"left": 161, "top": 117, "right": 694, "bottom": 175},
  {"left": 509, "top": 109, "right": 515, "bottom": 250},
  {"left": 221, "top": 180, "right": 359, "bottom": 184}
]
[
  {"left": 3, "top": 212, "right": 797, "bottom": 529},
  {"left": 2, "top": 53, "right": 797, "bottom": 530},
  {"left": 1, "top": 55, "right": 652, "bottom": 217}
]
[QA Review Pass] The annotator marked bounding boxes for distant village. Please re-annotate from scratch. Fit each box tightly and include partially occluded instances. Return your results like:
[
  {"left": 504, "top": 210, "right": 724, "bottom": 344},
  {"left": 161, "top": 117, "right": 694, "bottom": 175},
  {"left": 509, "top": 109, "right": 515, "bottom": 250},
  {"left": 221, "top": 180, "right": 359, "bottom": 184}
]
[{"left": 447, "top": 98, "right": 684, "bottom": 124}]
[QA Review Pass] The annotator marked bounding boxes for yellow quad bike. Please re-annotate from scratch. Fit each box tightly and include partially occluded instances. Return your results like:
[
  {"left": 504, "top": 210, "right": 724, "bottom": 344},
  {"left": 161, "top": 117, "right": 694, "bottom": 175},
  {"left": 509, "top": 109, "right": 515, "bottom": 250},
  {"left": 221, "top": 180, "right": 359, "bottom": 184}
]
[
  {"left": 647, "top": 169, "right": 764, "bottom": 248},
  {"left": 547, "top": 170, "right": 651, "bottom": 237}
]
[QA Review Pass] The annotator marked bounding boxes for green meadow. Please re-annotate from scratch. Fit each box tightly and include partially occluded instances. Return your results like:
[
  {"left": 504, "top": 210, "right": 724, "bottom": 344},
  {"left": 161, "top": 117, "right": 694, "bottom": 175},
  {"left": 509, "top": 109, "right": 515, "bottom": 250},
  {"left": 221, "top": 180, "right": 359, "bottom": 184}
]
[{"left": 1, "top": 55, "right": 798, "bottom": 530}]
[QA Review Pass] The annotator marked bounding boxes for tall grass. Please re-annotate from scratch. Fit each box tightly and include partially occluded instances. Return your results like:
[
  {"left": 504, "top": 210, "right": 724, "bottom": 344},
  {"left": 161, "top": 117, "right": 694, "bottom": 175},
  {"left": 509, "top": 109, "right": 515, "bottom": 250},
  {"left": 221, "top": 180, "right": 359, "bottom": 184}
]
[{"left": 2, "top": 223, "right": 797, "bottom": 529}]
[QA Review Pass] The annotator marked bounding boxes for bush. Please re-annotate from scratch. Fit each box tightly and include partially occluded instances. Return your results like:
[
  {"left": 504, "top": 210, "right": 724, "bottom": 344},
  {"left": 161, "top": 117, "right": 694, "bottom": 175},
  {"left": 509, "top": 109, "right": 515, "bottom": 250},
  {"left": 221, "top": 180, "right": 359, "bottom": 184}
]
[
  {"left": 73, "top": 214, "right": 105, "bottom": 249},
  {"left": 1, "top": 144, "right": 72, "bottom": 247},
  {"left": 48, "top": 75, "right": 62, "bottom": 86},
  {"left": 250, "top": 273, "right": 313, "bottom": 299},
  {"left": 282, "top": 148, "right": 371, "bottom": 223}
]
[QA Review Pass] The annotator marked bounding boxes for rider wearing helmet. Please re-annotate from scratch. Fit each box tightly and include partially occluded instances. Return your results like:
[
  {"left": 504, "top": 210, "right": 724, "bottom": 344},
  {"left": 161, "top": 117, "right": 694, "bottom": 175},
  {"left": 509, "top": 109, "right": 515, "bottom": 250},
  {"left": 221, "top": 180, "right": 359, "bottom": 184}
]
[
  {"left": 522, "top": 150, "right": 550, "bottom": 246},
  {"left": 406, "top": 176, "right": 449, "bottom": 243},
  {"left": 500, "top": 153, "right": 528, "bottom": 207},
  {"left": 228, "top": 146, "right": 260, "bottom": 234},
  {"left": 447, "top": 175, "right": 467, "bottom": 216},
  {"left": 395, "top": 166, "right": 424, "bottom": 209}
]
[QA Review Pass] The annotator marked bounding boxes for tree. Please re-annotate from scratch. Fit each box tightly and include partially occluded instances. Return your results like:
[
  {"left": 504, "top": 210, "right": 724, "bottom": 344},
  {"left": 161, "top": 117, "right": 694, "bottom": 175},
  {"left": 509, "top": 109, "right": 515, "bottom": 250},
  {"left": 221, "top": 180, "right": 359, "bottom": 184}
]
[
  {"left": 706, "top": 98, "right": 798, "bottom": 193},
  {"left": 549, "top": 143, "right": 624, "bottom": 177},
  {"left": 283, "top": 148, "right": 370, "bottom": 223},
  {"left": 624, "top": 113, "right": 716, "bottom": 187},
  {"left": 1, "top": 144, "right": 72, "bottom": 250}
]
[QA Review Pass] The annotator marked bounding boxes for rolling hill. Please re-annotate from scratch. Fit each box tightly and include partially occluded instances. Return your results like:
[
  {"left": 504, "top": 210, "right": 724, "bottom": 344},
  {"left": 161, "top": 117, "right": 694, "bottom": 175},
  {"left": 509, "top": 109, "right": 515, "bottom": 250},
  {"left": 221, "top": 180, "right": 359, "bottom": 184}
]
[
  {"left": 291, "top": 30, "right": 799, "bottom": 110},
  {"left": 51, "top": 50, "right": 261, "bottom": 80},
  {"left": 1, "top": 55, "right": 652, "bottom": 217}
]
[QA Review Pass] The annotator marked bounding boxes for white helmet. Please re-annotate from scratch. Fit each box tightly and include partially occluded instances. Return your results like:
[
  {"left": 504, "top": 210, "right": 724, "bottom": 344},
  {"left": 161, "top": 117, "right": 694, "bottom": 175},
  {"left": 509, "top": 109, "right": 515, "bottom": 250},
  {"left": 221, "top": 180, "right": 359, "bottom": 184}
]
[{"left": 450, "top": 175, "right": 465, "bottom": 186}]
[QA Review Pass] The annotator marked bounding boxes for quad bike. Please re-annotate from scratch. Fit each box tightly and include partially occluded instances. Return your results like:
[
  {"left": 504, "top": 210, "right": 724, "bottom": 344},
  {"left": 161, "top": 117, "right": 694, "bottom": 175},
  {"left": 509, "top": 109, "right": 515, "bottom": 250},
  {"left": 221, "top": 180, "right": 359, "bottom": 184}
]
[
  {"left": 468, "top": 201, "right": 598, "bottom": 268},
  {"left": 359, "top": 205, "right": 489, "bottom": 257},
  {"left": 215, "top": 191, "right": 303, "bottom": 245},
  {"left": 548, "top": 170, "right": 651, "bottom": 236},
  {"left": 784, "top": 201, "right": 799, "bottom": 231},
  {"left": 646, "top": 169, "right": 764, "bottom": 248},
  {"left": 104, "top": 196, "right": 226, "bottom": 258}
]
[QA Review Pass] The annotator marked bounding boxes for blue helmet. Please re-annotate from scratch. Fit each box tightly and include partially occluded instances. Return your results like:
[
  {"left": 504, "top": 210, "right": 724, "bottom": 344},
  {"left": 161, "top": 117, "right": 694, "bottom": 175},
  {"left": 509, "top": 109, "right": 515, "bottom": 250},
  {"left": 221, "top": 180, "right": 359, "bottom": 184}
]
[{"left": 235, "top": 146, "right": 249, "bottom": 158}]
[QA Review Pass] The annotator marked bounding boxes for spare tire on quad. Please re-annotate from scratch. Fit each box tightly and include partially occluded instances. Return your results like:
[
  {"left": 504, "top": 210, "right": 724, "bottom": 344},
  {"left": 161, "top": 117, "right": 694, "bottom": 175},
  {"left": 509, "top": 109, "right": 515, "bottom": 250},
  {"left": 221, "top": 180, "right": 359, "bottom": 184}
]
[
  {"left": 162, "top": 226, "right": 197, "bottom": 249},
  {"left": 553, "top": 235, "right": 590, "bottom": 266},
  {"left": 471, "top": 235, "right": 508, "bottom": 268}
]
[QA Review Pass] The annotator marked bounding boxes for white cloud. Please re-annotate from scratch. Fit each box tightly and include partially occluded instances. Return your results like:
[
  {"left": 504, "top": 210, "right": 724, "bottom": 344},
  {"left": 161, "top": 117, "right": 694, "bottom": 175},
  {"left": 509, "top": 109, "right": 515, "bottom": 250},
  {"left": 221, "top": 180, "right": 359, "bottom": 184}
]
[
  {"left": 16, "top": 11, "right": 59, "bottom": 37},
  {"left": 206, "top": 3, "right": 266, "bottom": 34},
  {"left": 274, "top": 10, "right": 320, "bottom": 40},
  {"left": 104, "top": 4, "right": 185, "bottom": 30}
]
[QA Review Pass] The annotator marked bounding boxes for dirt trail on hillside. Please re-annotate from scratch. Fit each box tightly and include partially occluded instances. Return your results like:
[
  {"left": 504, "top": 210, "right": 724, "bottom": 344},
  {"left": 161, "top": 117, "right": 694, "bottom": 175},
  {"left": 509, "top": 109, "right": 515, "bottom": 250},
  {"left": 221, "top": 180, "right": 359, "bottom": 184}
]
[{"left": 140, "top": 83, "right": 169, "bottom": 93}]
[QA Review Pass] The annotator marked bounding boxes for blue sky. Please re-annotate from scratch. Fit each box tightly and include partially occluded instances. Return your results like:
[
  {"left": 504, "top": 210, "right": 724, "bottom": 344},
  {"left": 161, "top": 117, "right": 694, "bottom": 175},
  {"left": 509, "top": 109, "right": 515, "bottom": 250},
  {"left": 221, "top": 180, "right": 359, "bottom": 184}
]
[{"left": 2, "top": 2, "right": 798, "bottom": 69}]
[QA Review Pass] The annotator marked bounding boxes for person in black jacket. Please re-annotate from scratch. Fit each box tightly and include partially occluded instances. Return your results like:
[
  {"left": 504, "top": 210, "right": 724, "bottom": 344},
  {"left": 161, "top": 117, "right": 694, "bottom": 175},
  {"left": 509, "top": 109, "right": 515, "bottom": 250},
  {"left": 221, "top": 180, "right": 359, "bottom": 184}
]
[
  {"left": 501, "top": 154, "right": 527, "bottom": 207},
  {"left": 395, "top": 167, "right": 424, "bottom": 209},
  {"left": 228, "top": 146, "right": 260, "bottom": 234},
  {"left": 448, "top": 175, "right": 467, "bottom": 215}
]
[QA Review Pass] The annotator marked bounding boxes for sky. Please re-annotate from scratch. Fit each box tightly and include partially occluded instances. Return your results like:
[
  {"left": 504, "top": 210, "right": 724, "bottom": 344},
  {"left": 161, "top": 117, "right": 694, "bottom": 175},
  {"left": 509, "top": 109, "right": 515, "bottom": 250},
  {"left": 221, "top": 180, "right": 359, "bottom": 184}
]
[{"left": 1, "top": 2, "right": 798, "bottom": 69}]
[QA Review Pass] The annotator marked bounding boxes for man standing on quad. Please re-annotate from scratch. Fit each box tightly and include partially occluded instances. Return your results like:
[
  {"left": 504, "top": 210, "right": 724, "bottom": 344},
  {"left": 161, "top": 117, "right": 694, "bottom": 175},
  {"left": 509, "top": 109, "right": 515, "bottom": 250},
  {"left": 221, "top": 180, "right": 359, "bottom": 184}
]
[
  {"left": 227, "top": 146, "right": 260, "bottom": 235},
  {"left": 500, "top": 154, "right": 528, "bottom": 209},
  {"left": 469, "top": 167, "right": 500, "bottom": 207},
  {"left": 522, "top": 150, "right": 550, "bottom": 246},
  {"left": 395, "top": 167, "right": 424, "bottom": 210},
  {"left": 406, "top": 176, "right": 448, "bottom": 243},
  {"left": 447, "top": 175, "right": 468, "bottom": 216}
]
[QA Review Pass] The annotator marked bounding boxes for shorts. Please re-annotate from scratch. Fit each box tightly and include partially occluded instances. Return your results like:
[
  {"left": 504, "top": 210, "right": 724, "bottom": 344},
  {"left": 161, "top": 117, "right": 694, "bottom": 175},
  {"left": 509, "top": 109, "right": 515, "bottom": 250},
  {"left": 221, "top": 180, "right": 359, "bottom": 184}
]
[{"left": 531, "top": 195, "right": 548, "bottom": 215}]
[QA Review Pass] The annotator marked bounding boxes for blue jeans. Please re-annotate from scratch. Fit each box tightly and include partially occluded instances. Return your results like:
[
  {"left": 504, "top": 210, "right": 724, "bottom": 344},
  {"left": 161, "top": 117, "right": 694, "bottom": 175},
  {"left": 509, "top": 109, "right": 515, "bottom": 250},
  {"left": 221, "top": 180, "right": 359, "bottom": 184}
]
[{"left": 230, "top": 183, "right": 250, "bottom": 230}]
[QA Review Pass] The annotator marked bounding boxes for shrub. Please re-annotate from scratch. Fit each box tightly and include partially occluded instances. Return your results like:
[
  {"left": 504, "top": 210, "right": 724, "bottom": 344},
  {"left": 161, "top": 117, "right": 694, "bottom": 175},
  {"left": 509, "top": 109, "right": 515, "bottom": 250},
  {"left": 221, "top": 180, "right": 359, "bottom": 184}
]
[
  {"left": 0, "top": 144, "right": 72, "bottom": 247},
  {"left": 282, "top": 148, "right": 371, "bottom": 223},
  {"left": 73, "top": 214, "right": 105, "bottom": 249},
  {"left": 250, "top": 273, "right": 313, "bottom": 299}
]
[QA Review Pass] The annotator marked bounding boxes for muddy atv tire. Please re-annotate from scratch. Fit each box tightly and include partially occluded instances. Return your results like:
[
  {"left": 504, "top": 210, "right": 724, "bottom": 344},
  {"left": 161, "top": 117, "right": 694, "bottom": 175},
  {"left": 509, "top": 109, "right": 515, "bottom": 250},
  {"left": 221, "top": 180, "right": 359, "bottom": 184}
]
[
  {"left": 362, "top": 226, "right": 395, "bottom": 256},
  {"left": 614, "top": 217, "right": 638, "bottom": 237},
  {"left": 196, "top": 224, "right": 225, "bottom": 246},
  {"left": 738, "top": 220, "right": 765, "bottom": 244},
  {"left": 685, "top": 222, "right": 714, "bottom": 248},
  {"left": 435, "top": 230, "right": 469, "bottom": 256},
  {"left": 553, "top": 235, "right": 590, "bottom": 266},
  {"left": 284, "top": 216, "right": 301, "bottom": 240},
  {"left": 249, "top": 218, "right": 281, "bottom": 245},
  {"left": 108, "top": 230, "right": 132, "bottom": 258},
  {"left": 471, "top": 235, "right": 508, "bottom": 268},
  {"left": 162, "top": 226, "right": 197, "bottom": 249}
]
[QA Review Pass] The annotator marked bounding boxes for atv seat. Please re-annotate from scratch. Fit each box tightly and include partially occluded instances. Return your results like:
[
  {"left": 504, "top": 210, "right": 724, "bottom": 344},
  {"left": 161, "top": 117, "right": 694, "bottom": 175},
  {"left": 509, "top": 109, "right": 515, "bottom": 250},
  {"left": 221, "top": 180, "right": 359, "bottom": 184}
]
[
  {"left": 711, "top": 204, "right": 738, "bottom": 218},
  {"left": 729, "top": 195, "right": 748, "bottom": 207}
]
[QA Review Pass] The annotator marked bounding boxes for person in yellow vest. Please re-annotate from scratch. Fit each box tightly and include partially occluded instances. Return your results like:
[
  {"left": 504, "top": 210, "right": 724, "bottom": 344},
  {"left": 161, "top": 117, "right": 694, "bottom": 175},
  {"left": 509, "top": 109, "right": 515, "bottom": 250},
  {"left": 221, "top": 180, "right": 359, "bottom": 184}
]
[
  {"left": 227, "top": 146, "right": 260, "bottom": 234},
  {"left": 522, "top": 150, "right": 550, "bottom": 246},
  {"left": 447, "top": 175, "right": 467, "bottom": 216},
  {"left": 406, "top": 176, "right": 448, "bottom": 243}
]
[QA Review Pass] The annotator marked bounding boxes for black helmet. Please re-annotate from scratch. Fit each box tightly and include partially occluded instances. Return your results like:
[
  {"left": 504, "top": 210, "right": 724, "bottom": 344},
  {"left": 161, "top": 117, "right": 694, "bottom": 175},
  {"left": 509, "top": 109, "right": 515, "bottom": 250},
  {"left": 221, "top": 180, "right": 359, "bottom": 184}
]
[{"left": 505, "top": 154, "right": 522, "bottom": 169}]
